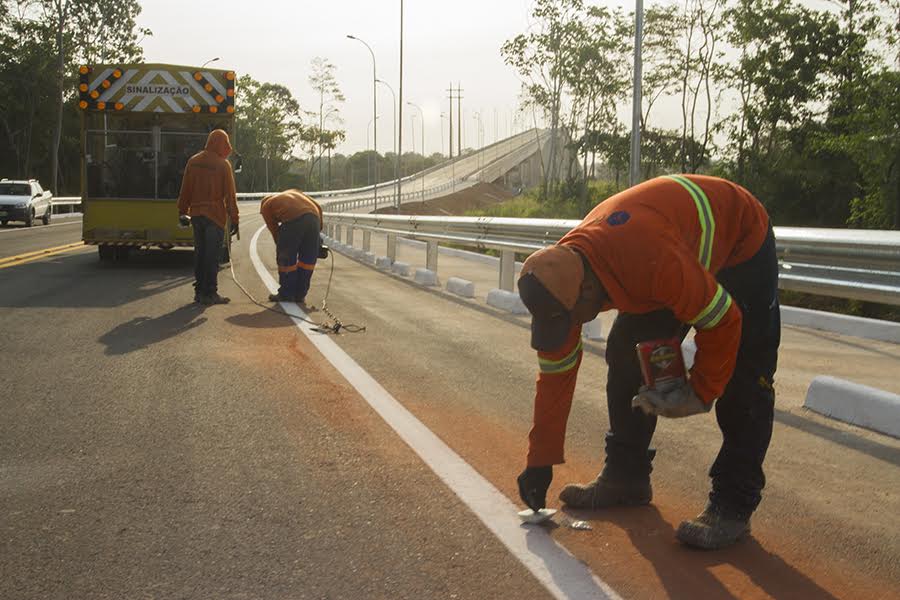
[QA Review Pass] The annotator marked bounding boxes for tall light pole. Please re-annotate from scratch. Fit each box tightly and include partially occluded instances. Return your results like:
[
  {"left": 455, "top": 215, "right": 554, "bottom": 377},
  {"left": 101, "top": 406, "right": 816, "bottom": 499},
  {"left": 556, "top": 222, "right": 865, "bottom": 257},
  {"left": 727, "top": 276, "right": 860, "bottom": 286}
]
[
  {"left": 201, "top": 57, "right": 220, "bottom": 69},
  {"left": 367, "top": 116, "right": 379, "bottom": 186},
  {"left": 629, "top": 0, "right": 644, "bottom": 187},
  {"left": 473, "top": 111, "right": 483, "bottom": 175},
  {"left": 407, "top": 102, "right": 425, "bottom": 199},
  {"left": 376, "top": 78, "right": 399, "bottom": 200},
  {"left": 348, "top": 34, "right": 378, "bottom": 209},
  {"left": 397, "top": 0, "right": 404, "bottom": 210}
]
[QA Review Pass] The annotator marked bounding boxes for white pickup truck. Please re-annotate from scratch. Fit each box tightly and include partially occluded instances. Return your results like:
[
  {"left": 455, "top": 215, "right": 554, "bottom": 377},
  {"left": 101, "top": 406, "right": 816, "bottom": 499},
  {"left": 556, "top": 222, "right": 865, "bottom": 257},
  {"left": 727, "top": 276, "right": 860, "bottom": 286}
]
[{"left": 0, "top": 179, "right": 53, "bottom": 227}]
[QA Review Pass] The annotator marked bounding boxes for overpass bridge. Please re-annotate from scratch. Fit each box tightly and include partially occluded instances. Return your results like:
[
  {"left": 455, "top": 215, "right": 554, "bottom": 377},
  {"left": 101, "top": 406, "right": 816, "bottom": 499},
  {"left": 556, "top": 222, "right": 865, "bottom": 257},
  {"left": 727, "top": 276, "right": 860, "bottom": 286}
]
[{"left": 3, "top": 131, "right": 899, "bottom": 600}]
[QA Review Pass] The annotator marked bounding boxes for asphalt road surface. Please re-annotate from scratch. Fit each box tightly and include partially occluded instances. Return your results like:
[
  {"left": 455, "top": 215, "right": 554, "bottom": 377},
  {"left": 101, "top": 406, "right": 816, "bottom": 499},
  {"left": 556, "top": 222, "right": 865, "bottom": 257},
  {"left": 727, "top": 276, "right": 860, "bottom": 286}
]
[{"left": 2, "top": 212, "right": 899, "bottom": 599}]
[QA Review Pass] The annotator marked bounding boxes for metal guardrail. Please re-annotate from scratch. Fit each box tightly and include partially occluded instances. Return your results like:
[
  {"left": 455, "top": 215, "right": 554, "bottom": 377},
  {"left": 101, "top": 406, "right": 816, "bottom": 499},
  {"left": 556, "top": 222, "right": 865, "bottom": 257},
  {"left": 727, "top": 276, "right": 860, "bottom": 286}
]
[{"left": 322, "top": 213, "right": 900, "bottom": 307}]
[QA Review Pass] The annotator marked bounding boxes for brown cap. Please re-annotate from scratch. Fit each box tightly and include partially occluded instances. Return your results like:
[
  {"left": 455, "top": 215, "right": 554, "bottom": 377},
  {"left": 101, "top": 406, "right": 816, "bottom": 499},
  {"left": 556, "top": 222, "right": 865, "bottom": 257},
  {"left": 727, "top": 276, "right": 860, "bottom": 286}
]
[{"left": 517, "top": 245, "right": 584, "bottom": 351}]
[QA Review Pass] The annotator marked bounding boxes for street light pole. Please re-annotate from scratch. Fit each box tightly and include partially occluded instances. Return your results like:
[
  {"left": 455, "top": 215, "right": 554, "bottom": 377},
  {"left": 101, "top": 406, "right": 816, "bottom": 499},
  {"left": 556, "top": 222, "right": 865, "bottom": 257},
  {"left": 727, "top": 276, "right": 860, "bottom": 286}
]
[
  {"left": 408, "top": 102, "right": 425, "bottom": 200},
  {"left": 629, "top": 0, "right": 644, "bottom": 187},
  {"left": 376, "top": 78, "right": 398, "bottom": 202},
  {"left": 348, "top": 35, "right": 378, "bottom": 209},
  {"left": 367, "top": 116, "right": 379, "bottom": 186},
  {"left": 201, "top": 57, "right": 220, "bottom": 69},
  {"left": 397, "top": 0, "right": 404, "bottom": 210}
]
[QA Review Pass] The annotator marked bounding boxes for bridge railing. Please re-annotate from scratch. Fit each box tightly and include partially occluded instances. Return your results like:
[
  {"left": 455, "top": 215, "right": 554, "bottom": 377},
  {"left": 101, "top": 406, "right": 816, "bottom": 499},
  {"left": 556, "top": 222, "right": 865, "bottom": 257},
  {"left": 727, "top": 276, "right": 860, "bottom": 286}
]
[{"left": 322, "top": 213, "right": 900, "bottom": 307}]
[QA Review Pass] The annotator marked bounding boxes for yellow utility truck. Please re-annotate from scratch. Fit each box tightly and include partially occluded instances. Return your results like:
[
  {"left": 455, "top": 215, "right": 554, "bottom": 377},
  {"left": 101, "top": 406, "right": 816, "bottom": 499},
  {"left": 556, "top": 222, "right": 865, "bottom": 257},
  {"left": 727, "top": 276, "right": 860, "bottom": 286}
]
[{"left": 77, "top": 63, "right": 237, "bottom": 260}]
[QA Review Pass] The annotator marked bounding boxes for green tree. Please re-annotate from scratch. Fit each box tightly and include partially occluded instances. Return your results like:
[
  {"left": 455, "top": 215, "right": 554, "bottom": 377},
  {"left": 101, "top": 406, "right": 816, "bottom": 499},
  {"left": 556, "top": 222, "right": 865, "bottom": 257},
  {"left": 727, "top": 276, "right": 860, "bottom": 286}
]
[{"left": 307, "top": 56, "right": 345, "bottom": 189}]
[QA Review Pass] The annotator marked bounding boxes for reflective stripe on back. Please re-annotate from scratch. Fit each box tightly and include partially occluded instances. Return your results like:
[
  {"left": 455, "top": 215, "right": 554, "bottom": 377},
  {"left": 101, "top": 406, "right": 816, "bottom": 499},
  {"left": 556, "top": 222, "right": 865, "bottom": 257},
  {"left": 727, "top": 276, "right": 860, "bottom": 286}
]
[{"left": 665, "top": 175, "right": 715, "bottom": 270}]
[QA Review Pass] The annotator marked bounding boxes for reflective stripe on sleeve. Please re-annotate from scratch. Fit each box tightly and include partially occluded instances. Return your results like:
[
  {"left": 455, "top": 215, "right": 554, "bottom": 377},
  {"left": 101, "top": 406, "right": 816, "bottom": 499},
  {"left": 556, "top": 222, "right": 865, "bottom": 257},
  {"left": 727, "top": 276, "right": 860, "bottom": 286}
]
[
  {"left": 538, "top": 340, "right": 583, "bottom": 374},
  {"left": 689, "top": 284, "right": 734, "bottom": 330},
  {"left": 665, "top": 175, "right": 715, "bottom": 270}
]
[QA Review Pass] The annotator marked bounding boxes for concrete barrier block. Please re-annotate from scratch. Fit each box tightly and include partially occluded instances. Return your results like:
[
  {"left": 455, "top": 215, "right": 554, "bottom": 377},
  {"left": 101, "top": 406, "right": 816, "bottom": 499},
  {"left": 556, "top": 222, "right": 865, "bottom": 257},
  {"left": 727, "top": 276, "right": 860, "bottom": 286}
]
[
  {"left": 391, "top": 261, "right": 411, "bottom": 277},
  {"left": 581, "top": 318, "right": 603, "bottom": 341},
  {"left": 362, "top": 251, "right": 376, "bottom": 265},
  {"left": 487, "top": 289, "right": 529, "bottom": 315},
  {"left": 446, "top": 277, "right": 475, "bottom": 298},
  {"left": 375, "top": 256, "right": 392, "bottom": 270},
  {"left": 804, "top": 376, "right": 900, "bottom": 438},
  {"left": 414, "top": 268, "right": 439, "bottom": 286},
  {"left": 782, "top": 306, "right": 900, "bottom": 344}
]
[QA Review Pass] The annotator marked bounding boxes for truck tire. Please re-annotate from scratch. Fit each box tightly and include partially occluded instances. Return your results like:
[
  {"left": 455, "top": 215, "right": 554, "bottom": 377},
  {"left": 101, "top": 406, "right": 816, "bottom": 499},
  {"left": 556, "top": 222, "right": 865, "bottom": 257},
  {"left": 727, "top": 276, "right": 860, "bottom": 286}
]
[
  {"left": 25, "top": 209, "right": 34, "bottom": 227},
  {"left": 98, "top": 244, "right": 114, "bottom": 261},
  {"left": 114, "top": 246, "right": 131, "bottom": 261},
  {"left": 42, "top": 207, "right": 51, "bottom": 225},
  {"left": 1, "top": 220, "right": 7, "bottom": 226}
]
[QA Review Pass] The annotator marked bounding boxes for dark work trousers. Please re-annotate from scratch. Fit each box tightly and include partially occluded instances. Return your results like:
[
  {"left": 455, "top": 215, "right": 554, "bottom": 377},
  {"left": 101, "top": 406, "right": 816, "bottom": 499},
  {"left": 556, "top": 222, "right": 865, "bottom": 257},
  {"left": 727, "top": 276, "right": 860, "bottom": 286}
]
[
  {"left": 191, "top": 215, "right": 224, "bottom": 297},
  {"left": 276, "top": 213, "right": 320, "bottom": 301},
  {"left": 603, "top": 227, "right": 780, "bottom": 518}
]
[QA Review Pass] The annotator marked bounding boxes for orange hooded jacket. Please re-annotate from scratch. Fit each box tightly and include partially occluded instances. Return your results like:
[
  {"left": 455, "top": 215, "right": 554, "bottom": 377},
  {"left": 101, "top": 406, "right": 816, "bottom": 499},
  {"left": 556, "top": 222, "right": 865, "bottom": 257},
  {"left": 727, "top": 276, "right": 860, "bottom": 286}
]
[
  {"left": 177, "top": 129, "right": 239, "bottom": 229},
  {"left": 259, "top": 190, "right": 323, "bottom": 241},
  {"left": 527, "top": 175, "right": 770, "bottom": 467}
]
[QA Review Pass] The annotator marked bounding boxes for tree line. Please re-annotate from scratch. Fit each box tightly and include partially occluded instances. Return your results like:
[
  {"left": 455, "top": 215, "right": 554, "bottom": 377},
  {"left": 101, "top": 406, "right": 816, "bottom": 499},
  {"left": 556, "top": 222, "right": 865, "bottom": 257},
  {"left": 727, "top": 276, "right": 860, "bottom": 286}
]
[{"left": 503, "top": 0, "right": 900, "bottom": 228}]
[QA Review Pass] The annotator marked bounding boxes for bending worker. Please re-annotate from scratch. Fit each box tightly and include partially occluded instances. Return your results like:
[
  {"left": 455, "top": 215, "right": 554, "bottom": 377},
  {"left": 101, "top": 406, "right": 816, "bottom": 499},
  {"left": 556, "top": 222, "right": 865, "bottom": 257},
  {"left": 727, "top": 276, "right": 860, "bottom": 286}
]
[
  {"left": 177, "top": 129, "right": 240, "bottom": 305},
  {"left": 260, "top": 189, "right": 324, "bottom": 304},
  {"left": 516, "top": 174, "right": 780, "bottom": 550}
]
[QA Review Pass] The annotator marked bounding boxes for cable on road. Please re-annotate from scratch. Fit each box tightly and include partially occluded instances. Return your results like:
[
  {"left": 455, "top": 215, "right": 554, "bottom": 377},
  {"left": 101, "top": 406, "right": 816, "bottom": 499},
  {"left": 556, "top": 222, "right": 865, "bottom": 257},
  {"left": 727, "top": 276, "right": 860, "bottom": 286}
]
[{"left": 227, "top": 238, "right": 366, "bottom": 335}]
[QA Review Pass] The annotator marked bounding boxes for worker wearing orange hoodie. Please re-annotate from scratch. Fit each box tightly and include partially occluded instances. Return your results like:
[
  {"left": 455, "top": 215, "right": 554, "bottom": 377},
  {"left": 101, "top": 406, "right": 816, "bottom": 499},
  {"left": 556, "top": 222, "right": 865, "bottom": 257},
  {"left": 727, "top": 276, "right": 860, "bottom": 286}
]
[
  {"left": 260, "top": 189, "right": 324, "bottom": 304},
  {"left": 516, "top": 175, "right": 780, "bottom": 550},
  {"left": 177, "top": 129, "right": 240, "bottom": 305}
]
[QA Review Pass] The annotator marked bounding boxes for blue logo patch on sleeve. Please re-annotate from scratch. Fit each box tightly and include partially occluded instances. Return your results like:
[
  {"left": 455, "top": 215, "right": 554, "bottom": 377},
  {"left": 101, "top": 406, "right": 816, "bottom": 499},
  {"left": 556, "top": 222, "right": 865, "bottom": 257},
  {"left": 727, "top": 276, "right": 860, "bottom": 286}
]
[{"left": 607, "top": 211, "right": 630, "bottom": 226}]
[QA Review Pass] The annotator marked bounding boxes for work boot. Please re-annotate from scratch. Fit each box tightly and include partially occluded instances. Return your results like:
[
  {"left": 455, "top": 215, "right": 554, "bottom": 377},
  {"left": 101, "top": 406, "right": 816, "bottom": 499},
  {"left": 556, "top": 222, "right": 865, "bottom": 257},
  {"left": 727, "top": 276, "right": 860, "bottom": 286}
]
[
  {"left": 676, "top": 503, "right": 750, "bottom": 550},
  {"left": 558, "top": 475, "right": 652, "bottom": 509},
  {"left": 201, "top": 293, "right": 231, "bottom": 305}
]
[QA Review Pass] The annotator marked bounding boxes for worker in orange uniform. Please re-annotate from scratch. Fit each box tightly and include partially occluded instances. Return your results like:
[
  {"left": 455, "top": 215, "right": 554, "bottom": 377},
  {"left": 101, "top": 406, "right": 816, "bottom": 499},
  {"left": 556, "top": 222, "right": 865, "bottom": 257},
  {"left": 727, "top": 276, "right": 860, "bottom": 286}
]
[
  {"left": 516, "top": 175, "right": 780, "bottom": 550},
  {"left": 260, "top": 189, "right": 324, "bottom": 304},
  {"left": 177, "top": 129, "right": 240, "bottom": 305}
]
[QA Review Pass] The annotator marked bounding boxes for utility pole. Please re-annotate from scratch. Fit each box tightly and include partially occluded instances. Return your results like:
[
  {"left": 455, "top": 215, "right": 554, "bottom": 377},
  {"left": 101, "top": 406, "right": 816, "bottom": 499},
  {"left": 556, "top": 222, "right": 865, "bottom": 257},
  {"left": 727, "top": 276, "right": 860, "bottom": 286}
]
[
  {"left": 456, "top": 82, "right": 463, "bottom": 157},
  {"left": 446, "top": 83, "right": 455, "bottom": 159}
]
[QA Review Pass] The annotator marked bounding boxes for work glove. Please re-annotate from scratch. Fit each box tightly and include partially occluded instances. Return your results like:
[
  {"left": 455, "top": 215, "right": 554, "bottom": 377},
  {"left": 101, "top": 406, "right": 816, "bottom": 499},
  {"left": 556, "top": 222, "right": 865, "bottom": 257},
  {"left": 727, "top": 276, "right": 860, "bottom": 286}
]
[
  {"left": 178, "top": 214, "right": 191, "bottom": 227},
  {"left": 517, "top": 465, "right": 553, "bottom": 511},
  {"left": 230, "top": 222, "right": 239, "bottom": 237},
  {"left": 631, "top": 381, "right": 712, "bottom": 419}
]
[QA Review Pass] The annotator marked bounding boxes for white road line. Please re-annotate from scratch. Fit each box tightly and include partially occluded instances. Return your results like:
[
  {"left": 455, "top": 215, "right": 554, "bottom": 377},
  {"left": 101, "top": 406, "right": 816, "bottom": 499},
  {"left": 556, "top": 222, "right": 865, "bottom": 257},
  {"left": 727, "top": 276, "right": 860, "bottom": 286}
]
[
  {"left": 0, "top": 219, "right": 83, "bottom": 235},
  {"left": 249, "top": 225, "right": 619, "bottom": 600}
]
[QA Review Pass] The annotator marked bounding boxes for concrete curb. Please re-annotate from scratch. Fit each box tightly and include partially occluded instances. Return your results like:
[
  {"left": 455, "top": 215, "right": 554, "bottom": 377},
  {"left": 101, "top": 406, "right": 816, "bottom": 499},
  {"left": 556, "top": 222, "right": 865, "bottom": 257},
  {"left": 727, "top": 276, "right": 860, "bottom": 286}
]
[
  {"left": 581, "top": 319, "right": 603, "bottom": 341},
  {"left": 391, "top": 261, "right": 411, "bottom": 277},
  {"left": 487, "top": 289, "right": 528, "bottom": 315},
  {"left": 375, "top": 256, "right": 392, "bottom": 270},
  {"left": 781, "top": 306, "right": 900, "bottom": 344},
  {"left": 804, "top": 376, "right": 900, "bottom": 439},
  {"left": 414, "top": 268, "right": 439, "bottom": 286},
  {"left": 446, "top": 277, "right": 476, "bottom": 298},
  {"left": 362, "top": 251, "right": 376, "bottom": 265}
]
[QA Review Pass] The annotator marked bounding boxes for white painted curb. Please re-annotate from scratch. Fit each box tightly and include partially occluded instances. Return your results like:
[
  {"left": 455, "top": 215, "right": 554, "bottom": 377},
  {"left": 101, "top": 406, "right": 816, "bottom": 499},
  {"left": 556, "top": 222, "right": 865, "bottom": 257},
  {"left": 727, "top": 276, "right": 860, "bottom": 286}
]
[
  {"left": 446, "top": 277, "right": 476, "bottom": 298},
  {"left": 804, "top": 376, "right": 900, "bottom": 438},
  {"left": 414, "top": 268, "right": 439, "bottom": 287},
  {"left": 375, "top": 256, "right": 392, "bottom": 270},
  {"left": 487, "top": 289, "right": 529, "bottom": 315},
  {"left": 391, "top": 261, "right": 411, "bottom": 277},
  {"left": 782, "top": 306, "right": 900, "bottom": 344}
]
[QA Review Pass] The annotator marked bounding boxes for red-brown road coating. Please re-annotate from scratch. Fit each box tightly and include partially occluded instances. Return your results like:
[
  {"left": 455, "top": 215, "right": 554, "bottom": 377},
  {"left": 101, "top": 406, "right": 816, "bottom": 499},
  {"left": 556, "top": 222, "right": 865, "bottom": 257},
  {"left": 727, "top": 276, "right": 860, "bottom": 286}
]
[{"left": 301, "top": 247, "right": 900, "bottom": 600}]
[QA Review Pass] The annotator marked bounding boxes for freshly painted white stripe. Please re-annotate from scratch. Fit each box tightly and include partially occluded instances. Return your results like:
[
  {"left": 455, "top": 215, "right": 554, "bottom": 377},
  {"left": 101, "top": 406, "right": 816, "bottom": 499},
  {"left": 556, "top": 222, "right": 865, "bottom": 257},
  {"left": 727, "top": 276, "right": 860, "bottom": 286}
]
[
  {"left": 0, "top": 218, "right": 82, "bottom": 234},
  {"left": 249, "top": 225, "right": 619, "bottom": 600}
]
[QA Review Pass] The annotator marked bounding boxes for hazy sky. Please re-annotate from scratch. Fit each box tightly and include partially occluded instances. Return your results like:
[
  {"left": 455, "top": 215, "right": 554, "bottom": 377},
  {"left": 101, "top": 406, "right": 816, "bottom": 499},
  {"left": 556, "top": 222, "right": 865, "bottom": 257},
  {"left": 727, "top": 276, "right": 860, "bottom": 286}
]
[{"left": 138, "top": 0, "right": 553, "bottom": 155}]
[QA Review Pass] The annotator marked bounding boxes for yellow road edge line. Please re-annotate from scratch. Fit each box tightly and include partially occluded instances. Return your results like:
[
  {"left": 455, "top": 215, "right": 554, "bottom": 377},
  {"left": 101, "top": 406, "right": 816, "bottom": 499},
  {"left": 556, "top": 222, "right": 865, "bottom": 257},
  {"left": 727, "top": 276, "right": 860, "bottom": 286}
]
[{"left": 0, "top": 242, "right": 88, "bottom": 269}]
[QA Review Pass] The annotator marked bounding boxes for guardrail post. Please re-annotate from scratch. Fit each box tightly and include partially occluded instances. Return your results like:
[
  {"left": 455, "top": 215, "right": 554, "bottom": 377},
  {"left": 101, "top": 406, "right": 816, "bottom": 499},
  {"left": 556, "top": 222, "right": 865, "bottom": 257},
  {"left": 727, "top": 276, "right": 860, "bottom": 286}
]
[
  {"left": 387, "top": 234, "right": 397, "bottom": 261},
  {"left": 499, "top": 250, "right": 516, "bottom": 292},
  {"left": 426, "top": 241, "right": 439, "bottom": 273},
  {"left": 334, "top": 225, "right": 342, "bottom": 243},
  {"left": 348, "top": 226, "right": 356, "bottom": 247},
  {"left": 363, "top": 230, "right": 371, "bottom": 252}
]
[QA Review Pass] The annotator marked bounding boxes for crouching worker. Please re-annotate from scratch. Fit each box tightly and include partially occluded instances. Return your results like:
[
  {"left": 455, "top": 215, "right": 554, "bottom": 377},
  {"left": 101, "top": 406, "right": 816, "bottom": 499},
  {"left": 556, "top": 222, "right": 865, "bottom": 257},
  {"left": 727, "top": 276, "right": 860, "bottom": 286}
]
[
  {"left": 515, "top": 175, "right": 780, "bottom": 550},
  {"left": 177, "top": 129, "right": 240, "bottom": 305},
  {"left": 260, "top": 189, "right": 324, "bottom": 304}
]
